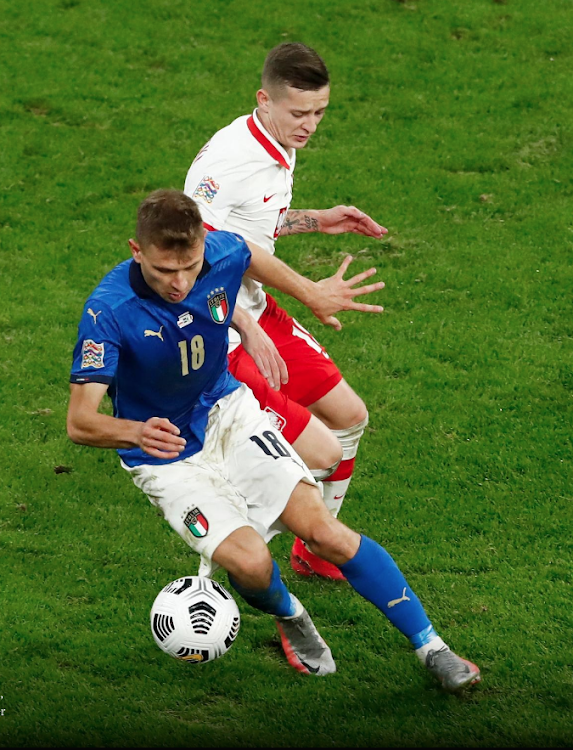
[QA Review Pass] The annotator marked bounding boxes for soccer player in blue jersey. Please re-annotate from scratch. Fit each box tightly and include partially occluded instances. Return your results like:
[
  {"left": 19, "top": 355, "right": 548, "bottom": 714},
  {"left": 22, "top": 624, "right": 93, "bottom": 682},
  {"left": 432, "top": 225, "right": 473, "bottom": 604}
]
[{"left": 67, "top": 189, "right": 480, "bottom": 691}]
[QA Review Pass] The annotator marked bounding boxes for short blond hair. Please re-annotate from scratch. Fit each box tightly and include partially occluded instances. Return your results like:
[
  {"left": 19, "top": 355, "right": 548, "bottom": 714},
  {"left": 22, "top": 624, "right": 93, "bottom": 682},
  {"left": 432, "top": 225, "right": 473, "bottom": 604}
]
[{"left": 136, "top": 189, "right": 204, "bottom": 251}]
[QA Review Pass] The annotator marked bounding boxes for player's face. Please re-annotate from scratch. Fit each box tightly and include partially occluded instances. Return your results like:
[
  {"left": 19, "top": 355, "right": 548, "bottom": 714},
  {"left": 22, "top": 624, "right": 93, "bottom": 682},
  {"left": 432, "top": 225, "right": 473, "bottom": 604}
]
[
  {"left": 129, "top": 236, "right": 205, "bottom": 303},
  {"left": 257, "top": 84, "right": 330, "bottom": 150}
]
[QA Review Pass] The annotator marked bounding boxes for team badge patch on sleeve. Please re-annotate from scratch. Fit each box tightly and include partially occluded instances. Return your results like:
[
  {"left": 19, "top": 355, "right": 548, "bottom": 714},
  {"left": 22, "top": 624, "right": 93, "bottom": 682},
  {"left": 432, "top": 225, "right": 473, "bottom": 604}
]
[
  {"left": 184, "top": 508, "right": 209, "bottom": 538},
  {"left": 81, "top": 339, "right": 105, "bottom": 369},
  {"left": 192, "top": 176, "right": 220, "bottom": 204},
  {"left": 207, "top": 288, "right": 229, "bottom": 323}
]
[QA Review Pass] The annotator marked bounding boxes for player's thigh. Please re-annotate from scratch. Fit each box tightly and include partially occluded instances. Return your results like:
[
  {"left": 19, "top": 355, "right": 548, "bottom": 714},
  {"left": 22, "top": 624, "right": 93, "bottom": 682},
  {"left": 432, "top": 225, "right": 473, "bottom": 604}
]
[
  {"left": 262, "top": 312, "right": 344, "bottom": 410},
  {"left": 122, "top": 458, "right": 253, "bottom": 570},
  {"left": 228, "top": 346, "right": 311, "bottom": 445},
  {"left": 279, "top": 480, "right": 360, "bottom": 564},
  {"left": 223, "top": 385, "right": 319, "bottom": 524},
  {"left": 307, "top": 378, "right": 368, "bottom": 430},
  {"left": 271, "top": 316, "right": 367, "bottom": 428},
  {"left": 211, "top": 526, "right": 274, "bottom": 588},
  {"left": 292, "top": 414, "right": 341, "bottom": 472},
  {"left": 229, "top": 353, "right": 341, "bottom": 469}
]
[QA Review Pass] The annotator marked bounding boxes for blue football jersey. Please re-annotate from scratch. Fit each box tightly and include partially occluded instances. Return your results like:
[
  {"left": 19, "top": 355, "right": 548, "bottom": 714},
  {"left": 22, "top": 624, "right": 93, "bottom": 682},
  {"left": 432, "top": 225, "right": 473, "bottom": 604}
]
[{"left": 70, "top": 231, "right": 251, "bottom": 466}]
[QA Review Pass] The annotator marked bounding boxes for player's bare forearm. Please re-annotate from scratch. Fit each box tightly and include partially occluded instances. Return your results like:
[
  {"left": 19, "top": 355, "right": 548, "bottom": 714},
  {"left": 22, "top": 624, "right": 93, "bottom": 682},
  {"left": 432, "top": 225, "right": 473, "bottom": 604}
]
[
  {"left": 230, "top": 303, "right": 288, "bottom": 390},
  {"left": 67, "top": 383, "right": 185, "bottom": 458},
  {"left": 278, "top": 210, "right": 320, "bottom": 236},
  {"left": 68, "top": 411, "right": 144, "bottom": 449},
  {"left": 279, "top": 206, "right": 388, "bottom": 239},
  {"left": 244, "top": 240, "right": 315, "bottom": 306},
  {"left": 229, "top": 305, "right": 252, "bottom": 337}
]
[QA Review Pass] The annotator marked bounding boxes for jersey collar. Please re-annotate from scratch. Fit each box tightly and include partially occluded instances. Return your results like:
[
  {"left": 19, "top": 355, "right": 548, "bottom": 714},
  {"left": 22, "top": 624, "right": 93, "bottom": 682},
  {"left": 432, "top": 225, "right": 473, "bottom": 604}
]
[
  {"left": 247, "top": 109, "right": 293, "bottom": 171},
  {"left": 129, "top": 258, "right": 211, "bottom": 300}
]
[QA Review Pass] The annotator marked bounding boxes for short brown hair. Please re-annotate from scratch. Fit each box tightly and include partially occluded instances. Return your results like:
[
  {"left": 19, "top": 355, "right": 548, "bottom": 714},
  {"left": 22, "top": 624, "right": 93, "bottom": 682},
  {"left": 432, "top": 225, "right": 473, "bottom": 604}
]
[
  {"left": 262, "top": 42, "right": 329, "bottom": 93},
  {"left": 136, "top": 189, "right": 204, "bottom": 251}
]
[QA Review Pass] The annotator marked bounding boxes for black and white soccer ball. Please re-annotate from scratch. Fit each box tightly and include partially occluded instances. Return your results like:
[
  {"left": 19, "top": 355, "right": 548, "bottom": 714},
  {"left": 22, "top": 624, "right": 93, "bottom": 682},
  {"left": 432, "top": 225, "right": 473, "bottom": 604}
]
[{"left": 150, "top": 576, "right": 240, "bottom": 664}]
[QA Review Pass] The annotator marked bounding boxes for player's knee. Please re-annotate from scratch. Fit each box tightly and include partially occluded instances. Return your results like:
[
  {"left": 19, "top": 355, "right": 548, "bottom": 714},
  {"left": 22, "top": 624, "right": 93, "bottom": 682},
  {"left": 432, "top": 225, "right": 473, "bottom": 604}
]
[
  {"left": 332, "top": 410, "right": 369, "bottom": 461},
  {"left": 214, "top": 529, "right": 274, "bottom": 589},
  {"left": 226, "top": 546, "right": 274, "bottom": 590},
  {"left": 306, "top": 518, "right": 359, "bottom": 564},
  {"left": 310, "top": 438, "right": 343, "bottom": 480},
  {"left": 318, "top": 390, "right": 368, "bottom": 430},
  {"left": 343, "top": 400, "right": 368, "bottom": 429}
]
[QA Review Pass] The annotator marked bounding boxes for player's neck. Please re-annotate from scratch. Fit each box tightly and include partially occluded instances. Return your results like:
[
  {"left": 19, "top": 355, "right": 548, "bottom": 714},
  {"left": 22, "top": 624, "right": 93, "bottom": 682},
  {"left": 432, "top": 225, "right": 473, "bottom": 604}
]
[{"left": 255, "top": 109, "right": 293, "bottom": 157}]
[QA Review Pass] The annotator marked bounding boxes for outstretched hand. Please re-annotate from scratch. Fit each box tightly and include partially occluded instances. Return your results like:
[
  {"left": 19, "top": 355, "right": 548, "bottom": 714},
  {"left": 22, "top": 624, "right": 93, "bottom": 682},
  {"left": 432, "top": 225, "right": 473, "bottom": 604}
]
[
  {"left": 311, "top": 255, "right": 385, "bottom": 330},
  {"left": 318, "top": 206, "right": 388, "bottom": 239}
]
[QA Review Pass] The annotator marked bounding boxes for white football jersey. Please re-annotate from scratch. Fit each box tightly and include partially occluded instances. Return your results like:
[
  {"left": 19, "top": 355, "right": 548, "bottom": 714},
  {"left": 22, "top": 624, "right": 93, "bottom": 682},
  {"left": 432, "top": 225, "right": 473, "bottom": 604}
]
[{"left": 184, "top": 109, "right": 295, "bottom": 349}]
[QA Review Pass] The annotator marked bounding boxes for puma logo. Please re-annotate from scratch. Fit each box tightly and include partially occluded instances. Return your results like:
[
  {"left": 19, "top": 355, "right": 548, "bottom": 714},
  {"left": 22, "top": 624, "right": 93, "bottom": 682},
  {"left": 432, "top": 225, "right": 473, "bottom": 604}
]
[
  {"left": 144, "top": 326, "right": 164, "bottom": 342},
  {"left": 387, "top": 588, "right": 411, "bottom": 608},
  {"left": 87, "top": 308, "right": 101, "bottom": 324}
]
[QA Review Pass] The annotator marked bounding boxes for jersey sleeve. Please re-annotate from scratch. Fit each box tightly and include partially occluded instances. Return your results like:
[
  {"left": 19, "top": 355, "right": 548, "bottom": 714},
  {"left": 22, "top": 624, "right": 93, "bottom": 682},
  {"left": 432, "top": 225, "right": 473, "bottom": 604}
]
[
  {"left": 205, "top": 231, "right": 252, "bottom": 277},
  {"left": 184, "top": 144, "right": 249, "bottom": 231},
  {"left": 70, "top": 300, "right": 122, "bottom": 385},
  {"left": 235, "top": 233, "right": 252, "bottom": 275}
]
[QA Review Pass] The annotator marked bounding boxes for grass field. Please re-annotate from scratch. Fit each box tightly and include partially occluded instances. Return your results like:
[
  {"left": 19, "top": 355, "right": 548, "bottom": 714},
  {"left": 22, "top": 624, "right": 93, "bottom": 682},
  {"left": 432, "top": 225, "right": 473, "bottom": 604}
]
[{"left": 1, "top": 0, "right": 572, "bottom": 747}]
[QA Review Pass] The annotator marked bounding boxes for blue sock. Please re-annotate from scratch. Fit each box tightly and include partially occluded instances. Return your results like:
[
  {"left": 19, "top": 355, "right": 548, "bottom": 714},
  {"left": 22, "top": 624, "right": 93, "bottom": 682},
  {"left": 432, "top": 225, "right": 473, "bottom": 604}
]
[
  {"left": 339, "top": 534, "right": 436, "bottom": 644},
  {"left": 228, "top": 560, "right": 296, "bottom": 618}
]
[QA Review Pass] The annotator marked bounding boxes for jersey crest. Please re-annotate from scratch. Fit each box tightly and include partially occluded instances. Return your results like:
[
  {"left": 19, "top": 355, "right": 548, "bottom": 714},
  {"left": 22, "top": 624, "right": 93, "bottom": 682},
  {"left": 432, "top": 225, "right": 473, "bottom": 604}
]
[
  {"left": 264, "top": 407, "right": 286, "bottom": 432},
  {"left": 192, "top": 175, "right": 220, "bottom": 204},
  {"left": 184, "top": 507, "right": 209, "bottom": 538},
  {"left": 207, "top": 288, "right": 229, "bottom": 324}
]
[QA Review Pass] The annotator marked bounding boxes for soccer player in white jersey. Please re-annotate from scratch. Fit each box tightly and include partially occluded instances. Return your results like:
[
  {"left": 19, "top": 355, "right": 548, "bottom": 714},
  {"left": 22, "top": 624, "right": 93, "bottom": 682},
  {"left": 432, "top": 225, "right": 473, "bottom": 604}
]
[
  {"left": 67, "top": 189, "right": 481, "bottom": 691},
  {"left": 184, "top": 42, "right": 389, "bottom": 581}
]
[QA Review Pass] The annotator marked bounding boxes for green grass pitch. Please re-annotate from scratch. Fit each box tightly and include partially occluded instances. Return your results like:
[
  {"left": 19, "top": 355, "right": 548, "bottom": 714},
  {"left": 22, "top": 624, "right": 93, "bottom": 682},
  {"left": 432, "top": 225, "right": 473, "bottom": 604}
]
[{"left": 1, "top": 0, "right": 572, "bottom": 746}]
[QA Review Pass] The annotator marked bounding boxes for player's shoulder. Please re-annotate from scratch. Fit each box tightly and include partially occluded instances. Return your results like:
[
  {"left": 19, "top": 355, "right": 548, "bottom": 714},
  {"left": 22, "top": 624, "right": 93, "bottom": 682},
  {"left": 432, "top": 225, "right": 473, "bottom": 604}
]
[
  {"left": 86, "top": 259, "right": 135, "bottom": 312},
  {"left": 193, "top": 115, "right": 261, "bottom": 172},
  {"left": 205, "top": 230, "right": 249, "bottom": 264},
  {"left": 211, "top": 115, "right": 250, "bottom": 146}
]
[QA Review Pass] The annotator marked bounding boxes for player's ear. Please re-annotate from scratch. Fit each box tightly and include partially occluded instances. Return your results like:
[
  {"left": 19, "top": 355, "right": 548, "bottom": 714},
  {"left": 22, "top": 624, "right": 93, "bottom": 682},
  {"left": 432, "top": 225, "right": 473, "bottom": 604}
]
[
  {"left": 256, "top": 88, "right": 270, "bottom": 112},
  {"left": 128, "top": 239, "right": 141, "bottom": 262}
]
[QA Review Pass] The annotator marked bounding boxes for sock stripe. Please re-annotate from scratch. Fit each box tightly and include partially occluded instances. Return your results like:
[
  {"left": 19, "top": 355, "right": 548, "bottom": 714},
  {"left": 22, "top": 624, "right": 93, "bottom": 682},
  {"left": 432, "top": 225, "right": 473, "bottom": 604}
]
[{"left": 327, "top": 457, "right": 355, "bottom": 482}]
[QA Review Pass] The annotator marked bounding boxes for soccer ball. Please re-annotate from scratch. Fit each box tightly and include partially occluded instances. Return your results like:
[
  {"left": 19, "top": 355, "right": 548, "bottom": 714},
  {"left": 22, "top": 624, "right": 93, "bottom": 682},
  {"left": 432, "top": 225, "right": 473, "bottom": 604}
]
[{"left": 150, "top": 576, "right": 240, "bottom": 664}]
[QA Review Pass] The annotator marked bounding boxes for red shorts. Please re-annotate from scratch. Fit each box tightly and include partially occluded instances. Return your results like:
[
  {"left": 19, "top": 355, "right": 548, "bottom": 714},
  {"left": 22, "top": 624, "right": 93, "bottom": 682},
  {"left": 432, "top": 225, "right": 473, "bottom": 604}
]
[{"left": 228, "top": 294, "right": 342, "bottom": 444}]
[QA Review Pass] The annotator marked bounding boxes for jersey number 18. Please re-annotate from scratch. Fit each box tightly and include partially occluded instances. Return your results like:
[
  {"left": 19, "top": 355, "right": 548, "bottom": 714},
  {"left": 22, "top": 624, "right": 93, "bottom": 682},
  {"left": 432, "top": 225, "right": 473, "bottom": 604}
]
[{"left": 178, "top": 336, "right": 205, "bottom": 375}]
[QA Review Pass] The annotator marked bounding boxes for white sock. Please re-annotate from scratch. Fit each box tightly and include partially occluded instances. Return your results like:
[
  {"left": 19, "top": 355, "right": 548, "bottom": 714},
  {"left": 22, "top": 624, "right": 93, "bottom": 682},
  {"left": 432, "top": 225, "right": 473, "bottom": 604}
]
[
  {"left": 322, "top": 415, "right": 368, "bottom": 517},
  {"left": 415, "top": 636, "right": 448, "bottom": 664}
]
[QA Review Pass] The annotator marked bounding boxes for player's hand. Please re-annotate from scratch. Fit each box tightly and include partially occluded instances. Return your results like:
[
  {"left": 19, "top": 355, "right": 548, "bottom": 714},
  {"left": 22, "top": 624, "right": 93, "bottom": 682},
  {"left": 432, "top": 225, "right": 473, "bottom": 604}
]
[
  {"left": 311, "top": 255, "right": 385, "bottom": 330},
  {"left": 138, "top": 417, "right": 186, "bottom": 459},
  {"left": 239, "top": 318, "right": 288, "bottom": 391},
  {"left": 318, "top": 206, "right": 388, "bottom": 239}
]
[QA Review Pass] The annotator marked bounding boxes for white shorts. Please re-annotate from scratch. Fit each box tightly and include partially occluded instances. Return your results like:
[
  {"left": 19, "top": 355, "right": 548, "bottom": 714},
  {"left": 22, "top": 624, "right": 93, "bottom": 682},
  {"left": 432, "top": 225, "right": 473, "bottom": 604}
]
[{"left": 122, "top": 384, "right": 316, "bottom": 576}]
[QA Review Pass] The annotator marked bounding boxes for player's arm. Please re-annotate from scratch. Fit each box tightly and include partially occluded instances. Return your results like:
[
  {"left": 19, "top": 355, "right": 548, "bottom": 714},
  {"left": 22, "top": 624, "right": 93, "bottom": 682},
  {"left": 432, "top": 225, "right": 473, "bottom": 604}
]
[
  {"left": 230, "top": 305, "right": 288, "bottom": 390},
  {"left": 67, "top": 382, "right": 186, "bottom": 459},
  {"left": 243, "top": 240, "right": 385, "bottom": 331},
  {"left": 279, "top": 206, "right": 388, "bottom": 239}
]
